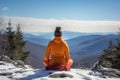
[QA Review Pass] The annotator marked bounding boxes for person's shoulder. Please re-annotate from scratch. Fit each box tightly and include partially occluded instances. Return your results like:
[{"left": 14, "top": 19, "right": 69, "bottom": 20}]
[
  {"left": 62, "top": 40, "right": 67, "bottom": 44},
  {"left": 61, "top": 40, "right": 68, "bottom": 47},
  {"left": 48, "top": 40, "right": 54, "bottom": 45}
]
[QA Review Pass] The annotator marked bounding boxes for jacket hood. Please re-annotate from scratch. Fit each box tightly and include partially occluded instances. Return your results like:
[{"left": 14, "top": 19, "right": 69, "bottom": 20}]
[{"left": 53, "top": 37, "right": 62, "bottom": 43}]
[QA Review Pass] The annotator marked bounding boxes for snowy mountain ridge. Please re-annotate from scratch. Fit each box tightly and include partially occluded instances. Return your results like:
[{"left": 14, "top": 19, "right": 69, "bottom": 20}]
[{"left": 0, "top": 60, "right": 120, "bottom": 80}]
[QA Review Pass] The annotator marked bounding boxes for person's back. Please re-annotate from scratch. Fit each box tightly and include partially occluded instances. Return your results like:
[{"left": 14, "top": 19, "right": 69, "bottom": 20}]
[{"left": 43, "top": 27, "right": 73, "bottom": 71}]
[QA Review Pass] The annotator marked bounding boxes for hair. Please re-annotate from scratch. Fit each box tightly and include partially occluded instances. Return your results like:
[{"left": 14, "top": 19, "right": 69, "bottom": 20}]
[{"left": 54, "top": 26, "right": 62, "bottom": 37}]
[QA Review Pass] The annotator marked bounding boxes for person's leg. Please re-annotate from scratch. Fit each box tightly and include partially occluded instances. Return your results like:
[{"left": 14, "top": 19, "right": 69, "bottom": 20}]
[
  {"left": 66, "top": 59, "right": 73, "bottom": 70},
  {"left": 67, "top": 59, "right": 73, "bottom": 67}
]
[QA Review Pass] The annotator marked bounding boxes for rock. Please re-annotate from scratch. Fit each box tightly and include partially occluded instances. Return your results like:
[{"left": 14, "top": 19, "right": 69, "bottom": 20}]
[
  {"left": 99, "top": 68, "right": 120, "bottom": 78},
  {"left": 49, "top": 72, "right": 73, "bottom": 78},
  {"left": 92, "top": 65, "right": 120, "bottom": 78},
  {"left": 14, "top": 60, "right": 25, "bottom": 68},
  {"left": 0, "top": 72, "right": 12, "bottom": 76}
]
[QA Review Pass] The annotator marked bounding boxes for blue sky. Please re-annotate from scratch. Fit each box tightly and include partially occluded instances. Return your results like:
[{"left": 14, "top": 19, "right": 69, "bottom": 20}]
[
  {"left": 0, "top": 0, "right": 120, "bottom": 20},
  {"left": 0, "top": 0, "right": 120, "bottom": 32}
]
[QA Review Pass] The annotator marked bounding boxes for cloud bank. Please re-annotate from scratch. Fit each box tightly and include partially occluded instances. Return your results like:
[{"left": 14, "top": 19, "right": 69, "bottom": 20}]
[{"left": 1, "top": 16, "right": 120, "bottom": 33}]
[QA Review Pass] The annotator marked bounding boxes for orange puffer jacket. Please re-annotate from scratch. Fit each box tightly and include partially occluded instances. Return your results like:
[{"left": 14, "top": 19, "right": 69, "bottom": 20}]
[{"left": 44, "top": 37, "right": 70, "bottom": 66}]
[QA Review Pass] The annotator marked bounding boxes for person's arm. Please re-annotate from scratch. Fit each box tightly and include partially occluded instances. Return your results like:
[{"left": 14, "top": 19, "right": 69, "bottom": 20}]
[
  {"left": 44, "top": 42, "right": 51, "bottom": 61},
  {"left": 65, "top": 43, "right": 70, "bottom": 62}
]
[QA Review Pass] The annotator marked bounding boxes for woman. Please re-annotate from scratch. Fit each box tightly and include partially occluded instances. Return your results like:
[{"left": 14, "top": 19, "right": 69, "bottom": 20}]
[{"left": 43, "top": 27, "right": 73, "bottom": 71}]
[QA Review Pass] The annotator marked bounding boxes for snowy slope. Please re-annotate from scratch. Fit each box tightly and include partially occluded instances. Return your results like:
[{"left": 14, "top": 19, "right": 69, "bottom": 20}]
[
  {"left": 0, "top": 76, "right": 10, "bottom": 80},
  {"left": 0, "top": 61, "right": 120, "bottom": 80},
  {"left": 12, "top": 69, "right": 120, "bottom": 80},
  {"left": 0, "top": 61, "right": 33, "bottom": 80}
]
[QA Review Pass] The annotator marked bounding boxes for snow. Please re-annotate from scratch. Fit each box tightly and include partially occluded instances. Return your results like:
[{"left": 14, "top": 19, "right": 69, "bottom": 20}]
[
  {"left": 0, "top": 61, "right": 32, "bottom": 75},
  {"left": 0, "top": 61, "right": 16, "bottom": 74},
  {"left": 0, "top": 76, "right": 10, "bottom": 80},
  {"left": 12, "top": 69, "right": 120, "bottom": 80},
  {"left": 0, "top": 61, "right": 120, "bottom": 80}
]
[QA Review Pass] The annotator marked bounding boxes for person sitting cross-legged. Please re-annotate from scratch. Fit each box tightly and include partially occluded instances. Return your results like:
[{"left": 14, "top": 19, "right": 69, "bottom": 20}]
[{"left": 43, "top": 26, "right": 73, "bottom": 71}]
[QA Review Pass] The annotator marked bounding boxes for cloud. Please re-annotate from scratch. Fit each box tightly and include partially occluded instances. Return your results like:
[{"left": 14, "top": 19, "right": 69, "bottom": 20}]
[
  {"left": 1, "top": 7, "right": 9, "bottom": 11},
  {"left": 2, "top": 16, "right": 120, "bottom": 33}
]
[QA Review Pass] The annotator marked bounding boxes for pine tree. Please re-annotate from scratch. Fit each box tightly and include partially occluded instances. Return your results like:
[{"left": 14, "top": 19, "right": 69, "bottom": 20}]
[
  {"left": 14, "top": 24, "right": 29, "bottom": 61},
  {"left": 99, "top": 28, "right": 120, "bottom": 70},
  {"left": 0, "top": 16, "right": 4, "bottom": 54},
  {"left": 0, "top": 17, "right": 2, "bottom": 54},
  {"left": 112, "top": 28, "right": 120, "bottom": 69},
  {"left": 1, "top": 19, "right": 29, "bottom": 62},
  {"left": 5, "top": 19, "right": 15, "bottom": 59},
  {"left": 0, "top": 16, "right": 4, "bottom": 34}
]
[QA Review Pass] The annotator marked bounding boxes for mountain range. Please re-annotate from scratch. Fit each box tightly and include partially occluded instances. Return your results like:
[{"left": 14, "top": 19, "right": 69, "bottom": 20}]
[{"left": 24, "top": 31, "right": 118, "bottom": 68}]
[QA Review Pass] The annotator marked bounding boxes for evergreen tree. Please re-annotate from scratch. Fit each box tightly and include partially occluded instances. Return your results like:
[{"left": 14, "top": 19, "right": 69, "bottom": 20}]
[
  {"left": 0, "top": 17, "right": 2, "bottom": 54},
  {"left": 14, "top": 24, "right": 29, "bottom": 61},
  {"left": 5, "top": 19, "right": 15, "bottom": 59},
  {"left": 112, "top": 28, "right": 120, "bottom": 69},
  {"left": 0, "top": 19, "right": 29, "bottom": 62},
  {"left": 0, "top": 16, "right": 4, "bottom": 54},
  {"left": 0, "top": 16, "right": 4, "bottom": 34},
  {"left": 99, "top": 29, "right": 120, "bottom": 70}
]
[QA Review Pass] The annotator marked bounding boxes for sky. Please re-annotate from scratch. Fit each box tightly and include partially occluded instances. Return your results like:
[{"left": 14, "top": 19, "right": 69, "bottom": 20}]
[{"left": 0, "top": 0, "right": 120, "bottom": 32}]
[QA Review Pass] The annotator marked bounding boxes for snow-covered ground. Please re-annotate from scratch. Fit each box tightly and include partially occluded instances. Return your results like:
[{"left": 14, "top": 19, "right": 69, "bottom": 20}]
[
  {"left": 0, "top": 61, "right": 33, "bottom": 80},
  {"left": 11, "top": 69, "right": 120, "bottom": 80},
  {"left": 0, "top": 61, "right": 120, "bottom": 80}
]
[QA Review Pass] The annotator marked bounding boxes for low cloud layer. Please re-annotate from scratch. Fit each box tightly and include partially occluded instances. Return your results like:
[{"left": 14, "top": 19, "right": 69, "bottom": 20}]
[{"left": 1, "top": 16, "right": 120, "bottom": 33}]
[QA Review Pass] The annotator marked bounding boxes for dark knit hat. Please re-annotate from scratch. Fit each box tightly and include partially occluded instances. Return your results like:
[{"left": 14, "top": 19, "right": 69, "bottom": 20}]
[{"left": 54, "top": 26, "right": 62, "bottom": 37}]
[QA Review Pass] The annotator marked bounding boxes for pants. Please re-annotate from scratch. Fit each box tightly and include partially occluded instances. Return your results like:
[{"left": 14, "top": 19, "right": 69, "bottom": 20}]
[{"left": 43, "top": 58, "right": 73, "bottom": 68}]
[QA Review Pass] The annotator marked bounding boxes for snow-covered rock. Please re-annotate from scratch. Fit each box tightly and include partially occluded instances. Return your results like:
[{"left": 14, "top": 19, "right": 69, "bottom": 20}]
[
  {"left": 92, "top": 63, "right": 120, "bottom": 78},
  {"left": 97, "top": 67, "right": 120, "bottom": 78},
  {"left": 0, "top": 76, "right": 10, "bottom": 80},
  {"left": 0, "top": 61, "right": 16, "bottom": 75},
  {"left": 12, "top": 69, "right": 120, "bottom": 80},
  {"left": 49, "top": 72, "right": 73, "bottom": 78},
  {"left": 0, "top": 60, "right": 120, "bottom": 80},
  {"left": 0, "top": 60, "right": 33, "bottom": 79}
]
